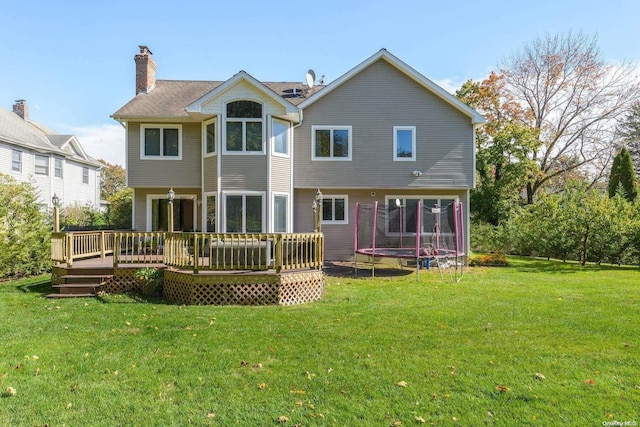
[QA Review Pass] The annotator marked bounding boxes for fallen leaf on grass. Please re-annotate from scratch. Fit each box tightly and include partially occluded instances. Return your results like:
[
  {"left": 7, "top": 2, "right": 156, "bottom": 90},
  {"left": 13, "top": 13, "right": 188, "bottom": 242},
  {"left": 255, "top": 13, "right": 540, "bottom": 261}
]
[
  {"left": 257, "top": 383, "right": 266, "bottom": 389},
  {"left": 584, "top": 379, "right": 596, "bottom": 385},
  {"left": 495, "top": 385, "right": 510, "bottom": 392},
  {"left": 415, "top": 416, "right": 426, "bottom": 423},
  {"left": 535, "top": 373, "right": 546, "bottom": 380},
  {"left": 397, "top": 381, "right": 407, "bottom": 387},
  {"left": 276, "top": 415, "right": 289, "bottom": 423},
  {"left": 290, "top": 389, "right": 306, "bottom": 395},
  {"left": 391, "top": 421, "right": 402, "bottom": 426},
  {"left": 207, "top": 413, "right": 215, "bottom": 418},
  {"left": 6, "top": 387, "right": 16, "bottom": 396}
]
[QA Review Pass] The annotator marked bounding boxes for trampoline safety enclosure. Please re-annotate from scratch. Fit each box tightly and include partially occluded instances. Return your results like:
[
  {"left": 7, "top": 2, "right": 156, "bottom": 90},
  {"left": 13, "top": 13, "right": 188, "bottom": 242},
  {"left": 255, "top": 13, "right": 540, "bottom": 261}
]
[{"left": 354, "top": 199, "right": 466, "bottom": 281}]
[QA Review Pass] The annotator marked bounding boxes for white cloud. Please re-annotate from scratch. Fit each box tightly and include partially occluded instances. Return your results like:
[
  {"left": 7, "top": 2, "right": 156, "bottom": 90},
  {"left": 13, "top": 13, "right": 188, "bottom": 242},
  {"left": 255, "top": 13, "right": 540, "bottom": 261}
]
[
  {"left": 71, "top": 123, "right": 125, "bottom": 166},
  {"left": 433, "top": 78, "right": 466, "bottom": 95}
]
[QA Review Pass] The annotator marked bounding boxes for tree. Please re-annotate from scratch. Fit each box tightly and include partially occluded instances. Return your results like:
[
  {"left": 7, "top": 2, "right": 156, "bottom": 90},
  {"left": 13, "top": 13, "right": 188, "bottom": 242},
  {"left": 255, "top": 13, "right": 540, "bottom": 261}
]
[
  {"left": 99, "top": 160, "right": 126, "bottom": 200},
  {"left": 0, "top": 174, "right": 51, "bottom": 278},
  {"left": 107, "top": 188, "right": 133, "bottom": 230},
  {"left": 456, "top": 73, "right": 539, "bottom": 225},
  {"left": 616, "top": 101, "right": 640, "bottom": 174},
  {"left": 500, "top": 32, "right": 640, "bottom": 203},
  {"left": 608, "top": 147, "right": 638, "bottom": 201}
]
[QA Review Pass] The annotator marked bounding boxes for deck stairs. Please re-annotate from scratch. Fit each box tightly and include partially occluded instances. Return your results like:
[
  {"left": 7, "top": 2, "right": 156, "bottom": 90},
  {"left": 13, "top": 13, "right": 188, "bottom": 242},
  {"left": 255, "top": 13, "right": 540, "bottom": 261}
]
[{"left": 48, "top": 267, "right": 113, "bottom": 298}]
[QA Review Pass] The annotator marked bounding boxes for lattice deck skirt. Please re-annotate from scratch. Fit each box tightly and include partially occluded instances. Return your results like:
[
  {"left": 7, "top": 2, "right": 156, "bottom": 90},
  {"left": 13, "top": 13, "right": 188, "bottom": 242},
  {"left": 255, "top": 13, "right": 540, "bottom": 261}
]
[{"left": 163, "top": 269, "right": 324, "bottom": 306}]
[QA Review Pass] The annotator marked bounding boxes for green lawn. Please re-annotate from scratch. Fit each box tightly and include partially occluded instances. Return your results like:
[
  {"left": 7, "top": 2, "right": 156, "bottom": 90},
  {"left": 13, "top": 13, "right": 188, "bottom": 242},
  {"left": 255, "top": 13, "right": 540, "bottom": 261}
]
[{"left": 0, "top": 258, "right": 638, "bottom": 426}]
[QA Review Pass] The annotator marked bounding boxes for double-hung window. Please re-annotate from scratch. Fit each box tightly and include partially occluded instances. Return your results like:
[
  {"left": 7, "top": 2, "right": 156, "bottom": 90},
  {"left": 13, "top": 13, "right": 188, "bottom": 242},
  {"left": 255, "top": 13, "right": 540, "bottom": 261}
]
[
  {"left": 321, "top": 195, "right": 348, "bottom": 224},
  {"left": 204, "top": 119, "right": 216, "bottom": 156},
  {"left": 312, "top": 126, "right": 352, "bottom": 160},
  {"left": 393, "top": 126, "right": 416, "bottom": 161},
  {"left": 225, "top": 100, "right": 263, "bottom": 153},
  {"left": 54, "top": 158, "right": 63, "bottom": 178},
  {"left": 141, "top": 124, "right": 182, "bottom": 159},
  {"left": 82, "top": 167, "right": 89, "bottom": 184},
  {"left": 35, "top": 155, "right": 49, "bottom": 175},
  {"left": 272, "top": 119, "right": 289, "bottom": 156},
  {"left": 225, "top": 193, "right": 264, "bottom": 233},
  {"left": 273, "top": 194, "right": 288, "bottom": 232},
  {"left": 12, "top": 150, "right": 22, "bottom": 172}
]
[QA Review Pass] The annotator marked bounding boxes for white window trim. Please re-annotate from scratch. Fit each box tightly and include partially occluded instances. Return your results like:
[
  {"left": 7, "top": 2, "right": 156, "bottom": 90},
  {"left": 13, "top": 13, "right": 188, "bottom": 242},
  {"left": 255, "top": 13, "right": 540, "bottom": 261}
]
[
  {"left": 203, "top": 117, "right": 218, "bottom": 157},
  {"left": 54, "top": 157, "right": 64, "bottom": 179},
  {"left": 384, "top": 195, "right": 459, "bottom": 236},
  {"left": 321, "top": 194, "right": 349, "bottom": 224},
  {"left": 222, "top": 100, "right": 266, "bottom": 155},
  {"left": 271, "top": 192, "right": 290, "bottom": 232},
  {"left": 393, "top": 126, "right": 416, "bottom": 161},
  {"left": 311, "top": 125, "right": 352, "bottom": 161},
  {"left": 271, "top": 118, "right": 290, "bottom": 158},
  {"left": 140, "top": 124, "right": 183, "bottom": 160},
  {"left": 82, "top": 166, "right": 89, "bottom": 184},
  {"left": 222, "top": 191, "right": 266, "bottom": 233},
  {"left": 35, "top": 154, "right": 49, "bottom": 176},
  {"left": 11, "top": 149, "right": 22, "bottom": 173}
]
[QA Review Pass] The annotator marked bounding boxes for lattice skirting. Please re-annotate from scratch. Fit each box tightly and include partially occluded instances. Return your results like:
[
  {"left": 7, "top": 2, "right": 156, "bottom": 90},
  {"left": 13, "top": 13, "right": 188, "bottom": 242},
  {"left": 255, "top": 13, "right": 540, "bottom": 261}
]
[
  {"left": 102, "top": 268, "right": 145, "bottom": 294},
  {"left": 163, "top": 269, "right": 324, "bottom": 306}
]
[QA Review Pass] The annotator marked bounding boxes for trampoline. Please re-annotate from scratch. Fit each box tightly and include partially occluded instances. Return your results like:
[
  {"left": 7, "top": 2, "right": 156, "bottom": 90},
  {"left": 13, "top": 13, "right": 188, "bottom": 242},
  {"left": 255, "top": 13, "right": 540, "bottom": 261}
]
[{"left": 354, "top": 199, "right": 466, "bottom": 281}]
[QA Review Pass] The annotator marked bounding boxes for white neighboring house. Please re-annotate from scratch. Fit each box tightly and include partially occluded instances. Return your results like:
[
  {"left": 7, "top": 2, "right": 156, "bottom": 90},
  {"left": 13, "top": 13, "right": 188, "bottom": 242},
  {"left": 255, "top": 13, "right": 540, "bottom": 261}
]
[{"left": 0, "top": 100, "right": 102, "bottom": 210}]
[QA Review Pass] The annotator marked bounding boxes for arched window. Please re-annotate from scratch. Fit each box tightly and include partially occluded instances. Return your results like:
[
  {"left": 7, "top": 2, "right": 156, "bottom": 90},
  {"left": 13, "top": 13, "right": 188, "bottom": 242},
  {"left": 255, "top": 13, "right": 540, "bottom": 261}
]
[{"left": 226, "top": 100, "right": 263, "bottom": 152}]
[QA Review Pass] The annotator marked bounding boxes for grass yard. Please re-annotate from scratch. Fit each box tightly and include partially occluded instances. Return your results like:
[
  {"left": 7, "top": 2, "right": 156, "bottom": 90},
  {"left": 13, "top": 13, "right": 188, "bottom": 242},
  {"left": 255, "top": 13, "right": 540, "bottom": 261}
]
[{"left": 0, "top": 257, "right": 638, "bottom": 426}]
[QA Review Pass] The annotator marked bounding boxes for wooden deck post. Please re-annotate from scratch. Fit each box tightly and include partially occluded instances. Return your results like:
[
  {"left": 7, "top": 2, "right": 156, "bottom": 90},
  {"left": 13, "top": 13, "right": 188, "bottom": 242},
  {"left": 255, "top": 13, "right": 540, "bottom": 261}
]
[
  {"left": 100, "top": 231, "right": 106, "bottom": 259},
  {"left": 274, "top": 234, "right": 283, "bottom": 273},
  {"left": 193, "top": 234, "right": 199, "bottom": 274},
  {"left": 66, "top": 233, "right": 74, "bottom": 267}
]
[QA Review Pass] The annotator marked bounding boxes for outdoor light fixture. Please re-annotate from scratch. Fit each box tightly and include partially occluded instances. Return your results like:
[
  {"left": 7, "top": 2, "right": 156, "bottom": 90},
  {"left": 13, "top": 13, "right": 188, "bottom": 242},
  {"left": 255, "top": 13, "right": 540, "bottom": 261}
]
[
  {"left": 313, "top": 189, "right": 323, "bottom": 232},
  {"left": 412, "top": 170, "right": 424, "bottom": 177},
  {"left": 52, "top": 193, "right": 60, "bottom": 233},
  {"left": 167, "top": 188, "right": 175, "bottom": 232},
  {"left": 167, "top": 188, "right": 175, "bottom": 203}
]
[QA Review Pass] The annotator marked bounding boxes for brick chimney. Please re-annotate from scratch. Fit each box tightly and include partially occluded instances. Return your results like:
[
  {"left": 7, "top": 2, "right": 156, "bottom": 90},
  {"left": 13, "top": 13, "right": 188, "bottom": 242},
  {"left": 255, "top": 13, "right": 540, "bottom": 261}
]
[
  {"left": 134, "top": 45, "right": 157, "bottom": 95},
  {"left": 13, "top": 99, "right": 28, "bottom": 120}
]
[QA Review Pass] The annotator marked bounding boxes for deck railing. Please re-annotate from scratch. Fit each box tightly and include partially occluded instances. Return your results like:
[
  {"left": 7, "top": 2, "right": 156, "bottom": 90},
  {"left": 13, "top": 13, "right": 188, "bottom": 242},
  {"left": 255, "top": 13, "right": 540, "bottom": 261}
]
[{"left": 52, "top": 231, "right": 323, "bottom": 272}]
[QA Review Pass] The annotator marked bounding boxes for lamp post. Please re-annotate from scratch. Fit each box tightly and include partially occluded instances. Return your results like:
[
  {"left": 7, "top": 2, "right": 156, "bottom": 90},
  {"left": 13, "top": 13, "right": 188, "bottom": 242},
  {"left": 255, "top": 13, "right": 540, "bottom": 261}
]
[
  {"left": 312, "top": 189, "right": 323, "bottom": 232},
  {"left": 52, "top": 193, "right": 60, "bottom": 233},
  {"left": 167, "top": 188, "right": 175, "bottom": 232}
]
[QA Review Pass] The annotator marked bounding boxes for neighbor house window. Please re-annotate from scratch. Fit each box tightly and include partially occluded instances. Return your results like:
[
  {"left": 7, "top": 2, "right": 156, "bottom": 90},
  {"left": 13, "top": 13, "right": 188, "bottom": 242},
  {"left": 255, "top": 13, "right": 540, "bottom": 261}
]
[
  {"left": 35, "top": 155, "right": 49, "bottom": 175},
  {"left": 225, "top": 194, "right": 263, "bottom": 232},
  {"left": 321, "top": 195, "right": 348, "bottom": 224},
  {"left": 225, "top": 100, "right": 263, "bottom": 153},
  {"left": 12, "top": 150, "right": 22, "bottom": 172},
  {"left": 141, "top": 124, "right": 182, "bottom": 159},
  {"left": 272, "top": 120, "right": 288, "bottom": 156},
  {"left": 204, "top": 119, "right": 216, "bottom": 155},
  {"left": 393, "top": 126, "right": 416, "bottom": 161},
  {"left": 82, "top": 167, "right": 89, "bottom": 184},
  {"left": 273, "top": 194, "right": 288, "bottom": 232},
  {"left": 312, "top": 126, "right": 352, "bottom": 160},
  {"left": 54, "top": 158, "right": 63, "bottom": 178}
]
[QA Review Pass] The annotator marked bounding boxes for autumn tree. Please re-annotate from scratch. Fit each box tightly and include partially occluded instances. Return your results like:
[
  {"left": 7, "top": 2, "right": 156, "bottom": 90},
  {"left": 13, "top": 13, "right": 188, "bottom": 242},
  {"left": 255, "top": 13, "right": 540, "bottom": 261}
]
[
  {"left": 456, "top": 72, "right": 539, "bottom": 225},
  {"left": 500, "top": 32, "right": 640, "bottom": 203},
  {"left": 99, "top": 160, "right": 126, "bottom": 200}
]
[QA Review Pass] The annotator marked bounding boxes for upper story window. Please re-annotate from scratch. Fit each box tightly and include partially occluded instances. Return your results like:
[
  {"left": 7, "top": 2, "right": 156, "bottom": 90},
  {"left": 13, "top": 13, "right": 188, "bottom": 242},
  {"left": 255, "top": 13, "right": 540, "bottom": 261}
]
[
  {"left": 35, "top": 154, "right": 49, "bottom": 175},
  {"left": 393, "top": 126, "right": 416, "bottom": 161},
  {"left": 312, "top": 126, "right": 352, "bottom": 161},
  {"left": 54, "top": 158, "right": 63, "bottom": 178},
  {"left": 321, "top": 195, "right": 348, "bottom": 224},
  {"left": 272, "top": 119, "right": 289, "bottom": 156},
  {"left": 82, "top": 167, "right": 89, "bottom": 184},
  {"left": 141, "top": 124, "right": 182, "bottom": 159},
  {"left": 12, "top": 150, "right": 22, "bottom": 172},
  {"left": 204, "top": 119, "right": 216, "bottom": 156},
  {"left": 225, "top": 100, "right": 263, "bottom": 153}
]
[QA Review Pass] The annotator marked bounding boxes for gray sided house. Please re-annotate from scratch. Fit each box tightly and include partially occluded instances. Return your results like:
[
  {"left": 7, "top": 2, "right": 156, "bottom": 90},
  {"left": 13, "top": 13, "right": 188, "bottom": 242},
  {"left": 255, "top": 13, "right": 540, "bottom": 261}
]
[{"left": 112, "top": 46, "right": 484, "bottom": 260}]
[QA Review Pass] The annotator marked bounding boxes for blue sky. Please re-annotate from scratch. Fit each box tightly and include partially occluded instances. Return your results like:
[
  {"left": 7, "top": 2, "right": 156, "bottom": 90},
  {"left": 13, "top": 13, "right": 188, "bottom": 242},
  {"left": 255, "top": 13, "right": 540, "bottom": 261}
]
[{"left": 2, "top": 0, "right": 639, "bottom": 165}]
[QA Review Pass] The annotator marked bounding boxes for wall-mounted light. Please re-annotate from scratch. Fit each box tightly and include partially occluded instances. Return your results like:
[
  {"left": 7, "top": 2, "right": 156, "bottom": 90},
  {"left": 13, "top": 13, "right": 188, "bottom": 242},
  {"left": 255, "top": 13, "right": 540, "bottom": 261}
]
[
  {"left": 412, "top": 170, "right": 423, "bottom": 177},
  {"left": 167, "top": 188, "right": 175, "bottom": 203}
]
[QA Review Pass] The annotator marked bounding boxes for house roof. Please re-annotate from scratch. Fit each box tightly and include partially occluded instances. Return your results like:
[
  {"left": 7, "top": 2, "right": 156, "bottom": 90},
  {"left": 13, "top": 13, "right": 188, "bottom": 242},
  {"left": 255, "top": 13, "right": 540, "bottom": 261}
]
[
  {"left": 0, "top": 107, "right": 101, "bottom": 168},
  {"left": 112, "top": 79, "right": 325, "bottom": 120},
  {"left": 299, "top": 49, "right": 485, "bottom": 125}
]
